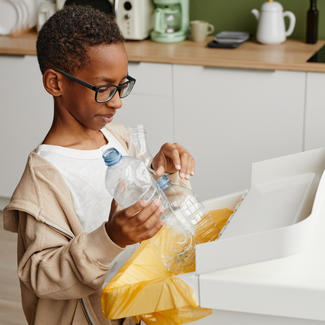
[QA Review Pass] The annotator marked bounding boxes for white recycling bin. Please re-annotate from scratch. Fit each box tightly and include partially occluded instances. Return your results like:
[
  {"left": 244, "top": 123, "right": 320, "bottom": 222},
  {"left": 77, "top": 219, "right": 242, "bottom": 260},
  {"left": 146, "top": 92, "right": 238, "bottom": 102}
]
[
  {"left": 195, "top": 147, "right": 325, "bottom": 274},
  {"left": 178, "top": 147, "right": 325, "bottom": 324}
]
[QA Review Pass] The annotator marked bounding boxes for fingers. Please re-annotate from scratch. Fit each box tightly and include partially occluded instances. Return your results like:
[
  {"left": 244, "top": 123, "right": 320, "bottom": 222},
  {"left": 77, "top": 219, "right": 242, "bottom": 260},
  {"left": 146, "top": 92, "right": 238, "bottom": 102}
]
[
  {"left": 179, "top": 150, "right": 189, "bottom": 179},
  {"left": 123, "top": 199, "right": 148, "bottom": 218},
  {"left": 165, "top": 143, "right": 181, "bottom": 171},
  {"left": 154, "top": 142, "right": 195, "bottom": 179},
  {"left": 168, "top": 143, "right": 195, "bottom": 179},
  {"left": 179, "top": 149, "right": 195, "bottom": 180},
  {"left": 153, "top": 143, "right": 181, "bottom": 177},
  {"left": 136, "top": 201, "right": 165, "bottom": 241},
  {"left": 152, "top": 143, "right": 183, "bottom": 177},
  {"left": 107, "top": 199, "right": 164, "bottom": 247},
  {"left": 129, "top": 198, "right": 164, "bottom": 227},
  {"left": 108, "top": 199, "right": 120, "bottom": 221},
  {"left": 152, "top": 154, "right": 166, "bottom": 177},
  {"left": 124, "top": 199, "right": 165, "bottom": 243}
]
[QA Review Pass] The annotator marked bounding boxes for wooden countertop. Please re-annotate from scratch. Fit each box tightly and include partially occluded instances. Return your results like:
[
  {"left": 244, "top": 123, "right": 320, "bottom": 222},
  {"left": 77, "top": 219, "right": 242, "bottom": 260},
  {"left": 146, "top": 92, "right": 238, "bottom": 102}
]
[{"left": 1, "top": 30, "right": 325, "bottom": 73}]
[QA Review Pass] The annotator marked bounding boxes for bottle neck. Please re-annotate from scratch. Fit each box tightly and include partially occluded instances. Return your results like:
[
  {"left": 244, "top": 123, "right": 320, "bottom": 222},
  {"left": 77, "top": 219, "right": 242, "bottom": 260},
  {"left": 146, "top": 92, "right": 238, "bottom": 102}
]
[
  {"left": 310, "top": 0, "right": 317, "bottom": 10},
  {"left": 161, "top": 182, "right": 171, "bottom": 191},
  {"left": 129, "top": 127, "right": 152, "bottom": 167}
]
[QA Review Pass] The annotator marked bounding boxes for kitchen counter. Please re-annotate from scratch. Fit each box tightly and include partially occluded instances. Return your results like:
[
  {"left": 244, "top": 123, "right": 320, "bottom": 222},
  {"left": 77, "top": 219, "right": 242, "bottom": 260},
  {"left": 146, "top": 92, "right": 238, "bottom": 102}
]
[
  {"left": 1, "top": 30, "right": 325, "bottom": 73},
  {"left": 197, "top": 225, "right": 325, "bottom": 322}
]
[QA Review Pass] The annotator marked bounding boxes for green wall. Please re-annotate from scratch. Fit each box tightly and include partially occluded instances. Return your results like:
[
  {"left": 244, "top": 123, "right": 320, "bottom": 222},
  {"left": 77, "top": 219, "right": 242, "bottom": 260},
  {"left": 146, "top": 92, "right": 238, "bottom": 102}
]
[{"left": 190, "top": 0, "right": 325, "bottom": 40}]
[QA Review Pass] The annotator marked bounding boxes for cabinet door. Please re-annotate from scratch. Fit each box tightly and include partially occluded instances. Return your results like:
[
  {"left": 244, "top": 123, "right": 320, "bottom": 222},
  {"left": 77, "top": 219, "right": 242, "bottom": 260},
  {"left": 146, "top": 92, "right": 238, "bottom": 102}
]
[
  {"left": 0, "top": 55, "right": 52, "bottom": 198},
  {"left": 305, "top": 72, "right": 325, "bottom": 150},
  {"left": 116, "top": 62, "right": 174, "bottom": 155},
  {"left": 173, "top": 65, "right": 305, "bottom": 200}
]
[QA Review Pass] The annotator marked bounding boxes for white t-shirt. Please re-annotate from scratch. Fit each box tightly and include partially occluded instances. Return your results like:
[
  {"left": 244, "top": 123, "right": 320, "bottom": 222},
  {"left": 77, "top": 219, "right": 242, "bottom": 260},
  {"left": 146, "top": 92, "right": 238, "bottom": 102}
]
[
  {"left": 36, "top": 127, "right": 127, "bottom": 232},
  {"left": 36, "top": 127, "right": 138, "bottom": 285}
]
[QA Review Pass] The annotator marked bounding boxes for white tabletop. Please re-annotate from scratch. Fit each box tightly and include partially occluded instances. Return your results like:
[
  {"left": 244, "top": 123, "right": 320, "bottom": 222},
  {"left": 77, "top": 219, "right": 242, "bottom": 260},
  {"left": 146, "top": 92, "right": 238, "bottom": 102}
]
[{"left": 198, "top": 209, "right": 325, "bottom": 321}]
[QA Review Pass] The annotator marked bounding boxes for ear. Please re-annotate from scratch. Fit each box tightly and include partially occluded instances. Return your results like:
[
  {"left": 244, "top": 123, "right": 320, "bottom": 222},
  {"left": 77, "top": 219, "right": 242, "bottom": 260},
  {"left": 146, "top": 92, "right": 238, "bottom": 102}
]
[{"left": 43, "top": 69, "right": 64, "bottom": 97}]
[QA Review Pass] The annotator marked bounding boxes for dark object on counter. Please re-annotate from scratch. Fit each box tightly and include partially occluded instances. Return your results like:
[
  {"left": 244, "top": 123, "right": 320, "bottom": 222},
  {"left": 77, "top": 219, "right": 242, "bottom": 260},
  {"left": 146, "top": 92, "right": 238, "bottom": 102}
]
[
  {"left": 64, "top": 0, "right": 114, "bottom": 16},
  {"left": 207, "top": 40, "right": 241, "bottom": 49},
  {"left": 207, "top": 31, "right": 250, "bottom": 49},
  {"left": 307, "top": 44, "right": 325, "bottom": 62},
  {"left": 306, "top": 0, "right": 319, "bottom": 44}
]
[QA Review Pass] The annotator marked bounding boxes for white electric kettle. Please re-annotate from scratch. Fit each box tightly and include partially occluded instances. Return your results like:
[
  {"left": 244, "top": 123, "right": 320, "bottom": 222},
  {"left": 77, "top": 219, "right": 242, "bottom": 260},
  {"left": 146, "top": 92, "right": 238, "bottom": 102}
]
[{"left": 251, "top": 0, "right": 296, "bottom": 44}]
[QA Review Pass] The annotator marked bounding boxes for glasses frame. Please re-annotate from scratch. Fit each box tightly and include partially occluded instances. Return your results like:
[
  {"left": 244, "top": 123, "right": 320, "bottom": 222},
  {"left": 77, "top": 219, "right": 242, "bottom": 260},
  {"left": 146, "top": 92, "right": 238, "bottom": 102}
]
[{"left": 53, "top": 68, "right": 136, "bottom": 103}]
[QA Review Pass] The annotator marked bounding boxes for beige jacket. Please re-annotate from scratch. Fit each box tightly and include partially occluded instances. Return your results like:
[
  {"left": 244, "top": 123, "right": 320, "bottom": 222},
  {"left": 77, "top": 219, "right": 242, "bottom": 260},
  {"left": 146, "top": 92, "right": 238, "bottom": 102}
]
[{"left": 3, "top": 123, "right": 140, "bottom": 325}]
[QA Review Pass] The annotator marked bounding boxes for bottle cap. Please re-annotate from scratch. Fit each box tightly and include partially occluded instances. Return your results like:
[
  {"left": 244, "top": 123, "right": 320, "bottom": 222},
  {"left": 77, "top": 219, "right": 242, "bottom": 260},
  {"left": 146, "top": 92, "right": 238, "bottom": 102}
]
[
  {"left": 157, "top": 175, "right": 171, "bottom": 190},
  {"left": 102, "top": 148, "right": 122, "bottom": 166}
]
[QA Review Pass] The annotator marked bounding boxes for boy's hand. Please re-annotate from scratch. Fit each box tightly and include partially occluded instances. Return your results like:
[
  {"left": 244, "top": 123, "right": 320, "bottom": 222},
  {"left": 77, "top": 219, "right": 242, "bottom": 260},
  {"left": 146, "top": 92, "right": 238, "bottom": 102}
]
[
  {"left": 105, "top": 199, "right": 164, "bottom": 248},
  {"left": 152, "top": 142, "right": 195, "bottom": 179}
]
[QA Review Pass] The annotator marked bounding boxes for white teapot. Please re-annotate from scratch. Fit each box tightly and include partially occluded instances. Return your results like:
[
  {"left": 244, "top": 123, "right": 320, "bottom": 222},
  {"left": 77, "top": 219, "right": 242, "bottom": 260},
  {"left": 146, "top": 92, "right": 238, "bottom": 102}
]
[{"left": 251, "top": 0, "right": 296, "bottom": 44}]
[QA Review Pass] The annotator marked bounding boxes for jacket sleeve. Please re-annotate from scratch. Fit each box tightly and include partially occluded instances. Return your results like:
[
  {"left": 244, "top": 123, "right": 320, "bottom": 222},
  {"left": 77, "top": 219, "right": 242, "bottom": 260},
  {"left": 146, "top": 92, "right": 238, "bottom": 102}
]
[{"left": 17, "top": 211, "right": 124, "bottom": 300}]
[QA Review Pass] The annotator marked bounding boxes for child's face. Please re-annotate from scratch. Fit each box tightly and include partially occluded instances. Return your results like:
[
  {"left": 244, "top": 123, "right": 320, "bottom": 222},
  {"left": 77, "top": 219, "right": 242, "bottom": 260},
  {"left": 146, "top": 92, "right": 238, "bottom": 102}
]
[{"left": 59, "top": 42, "right": 129, "bottom": 130}]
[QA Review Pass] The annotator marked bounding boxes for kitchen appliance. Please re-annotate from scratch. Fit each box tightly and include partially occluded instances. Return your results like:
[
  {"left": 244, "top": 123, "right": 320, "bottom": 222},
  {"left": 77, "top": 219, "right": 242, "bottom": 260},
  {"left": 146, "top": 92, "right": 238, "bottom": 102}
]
[
  {"left": 251, "top": 0, "right": 296, "bottom": 45},
  {"left": 151, "top": 0, "right": 189, "bottom": 43},
  {"left": 57, "top": 0, "right": 153, "bottom": 40},
  {"left": 114, "top": 0, "right": 154, "bottom": 40}
]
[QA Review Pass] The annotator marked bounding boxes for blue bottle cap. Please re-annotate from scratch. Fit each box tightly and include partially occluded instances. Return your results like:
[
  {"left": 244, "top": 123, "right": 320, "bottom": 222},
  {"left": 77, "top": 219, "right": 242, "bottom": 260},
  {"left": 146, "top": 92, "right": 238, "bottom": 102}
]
[
  {"left": 157, "top": 175, "right": 171, "bottom": 190},
  {"left": 102, "top": 148, "right": 122, "bottom": 166}
]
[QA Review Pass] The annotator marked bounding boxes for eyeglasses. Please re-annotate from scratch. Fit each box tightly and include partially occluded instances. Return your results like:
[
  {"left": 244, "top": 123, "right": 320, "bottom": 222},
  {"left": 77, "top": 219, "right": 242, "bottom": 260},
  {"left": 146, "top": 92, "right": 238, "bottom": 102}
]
[{"left": 53, "top": 68, "right": 136, "bottom": 103}]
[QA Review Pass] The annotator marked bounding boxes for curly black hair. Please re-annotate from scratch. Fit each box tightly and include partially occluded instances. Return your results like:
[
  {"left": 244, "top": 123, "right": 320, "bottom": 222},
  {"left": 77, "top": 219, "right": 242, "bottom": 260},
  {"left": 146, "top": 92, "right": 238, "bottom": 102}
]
[{"left": 36, "top": 5, "right": 124, "bottom": 74}]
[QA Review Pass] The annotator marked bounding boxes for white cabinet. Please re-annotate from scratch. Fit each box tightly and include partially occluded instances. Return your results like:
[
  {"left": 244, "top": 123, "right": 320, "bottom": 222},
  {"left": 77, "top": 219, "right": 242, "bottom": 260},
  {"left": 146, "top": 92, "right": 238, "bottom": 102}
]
[
  {"left": 305, "top": 72, "right": 325, "bottom": 150},
  {"left": 115, "top": 62, "right": 174, "bottom": 155},
  {"left": 0, "top": 55, "right": 52, "bottom": 197},
  {"left": 173, "top": 65, "right": 306, "bottom": 200}
]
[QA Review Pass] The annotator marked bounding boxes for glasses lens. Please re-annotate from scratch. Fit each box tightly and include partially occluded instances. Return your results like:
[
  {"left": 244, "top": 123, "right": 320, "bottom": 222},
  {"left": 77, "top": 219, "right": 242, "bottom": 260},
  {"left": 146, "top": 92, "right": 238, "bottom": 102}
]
[
  {"left": 119, "top": 79, "right": 135, "bottom": 99},
  {"left": 96, "top": 86, "right": 117, "bottom": 103},
  {"left": 95, "top": 77, "right": 135, "bottom": 103}
]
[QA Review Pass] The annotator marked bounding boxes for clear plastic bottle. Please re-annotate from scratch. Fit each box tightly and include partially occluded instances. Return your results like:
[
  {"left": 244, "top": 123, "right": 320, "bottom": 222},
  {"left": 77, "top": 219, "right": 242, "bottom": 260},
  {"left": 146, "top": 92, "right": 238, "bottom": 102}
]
[
  {"left": 102, "top": 147, "right": 164, "bottom": 208},
  {"left": 156, "top": 175, "right": 202, "bottom": 235},
  {"left": 128, "top": 124, "right": 152, "bottom": 168},
  {"left": 102, "top": 147, "right": 194, "bottom": 273}
]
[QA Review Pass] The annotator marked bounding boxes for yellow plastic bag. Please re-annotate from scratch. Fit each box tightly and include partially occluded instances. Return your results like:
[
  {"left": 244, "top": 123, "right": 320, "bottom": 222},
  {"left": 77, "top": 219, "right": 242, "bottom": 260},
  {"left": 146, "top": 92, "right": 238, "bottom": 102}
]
[{"left": 101, "top": 208, "right": 233, "bottom": 324}]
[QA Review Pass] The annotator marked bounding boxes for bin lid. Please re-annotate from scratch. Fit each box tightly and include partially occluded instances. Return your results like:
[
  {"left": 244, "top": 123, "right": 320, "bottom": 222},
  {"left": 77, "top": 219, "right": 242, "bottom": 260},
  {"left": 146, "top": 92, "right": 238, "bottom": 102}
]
[
  {"left": 196, "top": 147, "right": 325, "bottom": 274},
  {"left": 219, "top": 172, "right": 315, "bottom": 239}
]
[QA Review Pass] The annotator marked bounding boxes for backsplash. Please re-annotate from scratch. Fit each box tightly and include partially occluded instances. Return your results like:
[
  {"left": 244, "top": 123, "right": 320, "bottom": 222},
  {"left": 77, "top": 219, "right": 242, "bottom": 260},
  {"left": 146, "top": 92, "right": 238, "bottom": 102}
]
[{"left": 190, "top": 0, "right": 325, "bottom": 40}]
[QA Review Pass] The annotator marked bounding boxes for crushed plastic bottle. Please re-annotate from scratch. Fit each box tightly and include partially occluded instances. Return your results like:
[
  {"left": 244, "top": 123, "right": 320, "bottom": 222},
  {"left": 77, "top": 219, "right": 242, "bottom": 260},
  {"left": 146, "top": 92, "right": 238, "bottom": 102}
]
[
  {"left": 127, "top": 125, "right": 222, "bottom": 272},
  {"left": 155, "top": 175, "right": 230, "bottom": 272},
  {"left": 153, "top": 175, "right": 204, "bottom": 272}
]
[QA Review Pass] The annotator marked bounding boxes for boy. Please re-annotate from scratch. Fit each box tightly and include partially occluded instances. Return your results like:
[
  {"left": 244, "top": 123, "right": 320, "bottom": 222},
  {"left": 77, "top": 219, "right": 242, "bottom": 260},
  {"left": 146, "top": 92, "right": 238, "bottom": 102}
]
[{"left": 3, "top": 5, "right": 195, "bottom": 325}]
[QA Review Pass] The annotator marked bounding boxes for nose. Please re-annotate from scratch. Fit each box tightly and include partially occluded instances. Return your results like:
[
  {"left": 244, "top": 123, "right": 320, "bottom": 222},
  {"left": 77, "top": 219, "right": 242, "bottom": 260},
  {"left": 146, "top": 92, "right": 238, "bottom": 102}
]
[{"left": 105, "top": 91, "right": 122, "bottom": 110}]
